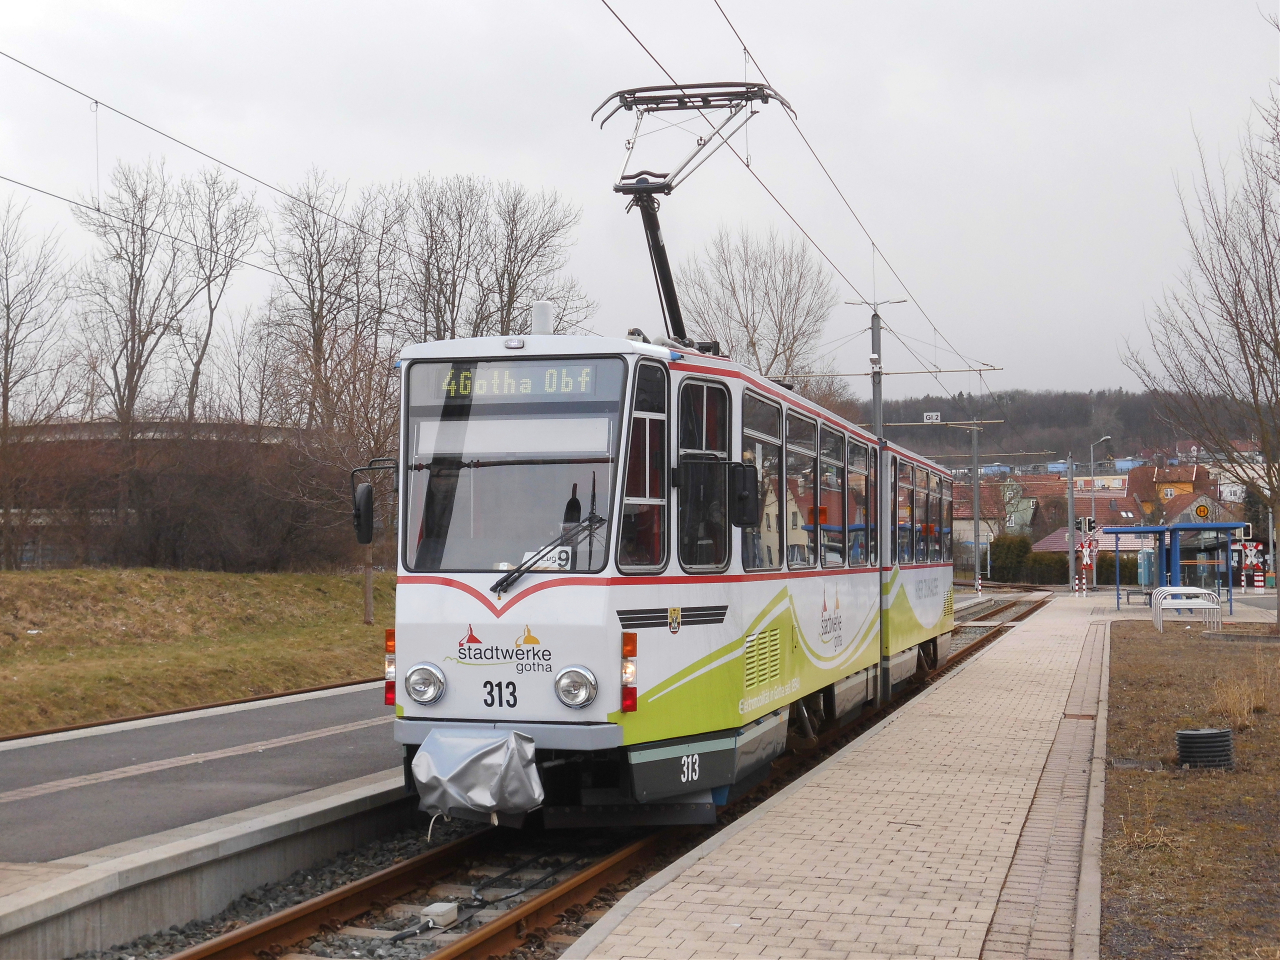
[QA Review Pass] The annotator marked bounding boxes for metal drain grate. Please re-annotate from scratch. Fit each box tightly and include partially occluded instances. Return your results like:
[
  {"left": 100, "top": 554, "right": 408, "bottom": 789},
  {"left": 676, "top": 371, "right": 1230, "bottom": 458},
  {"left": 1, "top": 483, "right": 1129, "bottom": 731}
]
[{"left": 1176, "top": 728, "right": 1234, "bottom": 768}]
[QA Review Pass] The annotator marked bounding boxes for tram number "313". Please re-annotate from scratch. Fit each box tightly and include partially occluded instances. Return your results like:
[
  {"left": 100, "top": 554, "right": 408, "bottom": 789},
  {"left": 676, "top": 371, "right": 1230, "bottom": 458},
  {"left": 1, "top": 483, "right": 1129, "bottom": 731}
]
[
  {"left": 680, "top": 753, "right": 700, "bottom": 783},
  {"left": 482, "top": 681, "right": 517, "bottom": 708}
]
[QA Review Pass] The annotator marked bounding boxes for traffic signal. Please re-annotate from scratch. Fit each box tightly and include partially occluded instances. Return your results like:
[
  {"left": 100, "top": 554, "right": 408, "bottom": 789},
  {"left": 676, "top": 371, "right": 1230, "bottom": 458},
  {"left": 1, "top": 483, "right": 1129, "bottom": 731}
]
[{"left": 1075, "top": 517, "right": 1096, "bottom": 535}]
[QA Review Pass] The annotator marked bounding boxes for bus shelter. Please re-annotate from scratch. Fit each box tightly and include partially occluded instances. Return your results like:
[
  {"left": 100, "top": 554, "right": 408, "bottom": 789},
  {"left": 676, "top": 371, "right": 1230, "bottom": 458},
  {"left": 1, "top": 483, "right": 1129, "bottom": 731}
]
[{"left": 1101, "top": 522, "right": 1247, "bottom": 613}]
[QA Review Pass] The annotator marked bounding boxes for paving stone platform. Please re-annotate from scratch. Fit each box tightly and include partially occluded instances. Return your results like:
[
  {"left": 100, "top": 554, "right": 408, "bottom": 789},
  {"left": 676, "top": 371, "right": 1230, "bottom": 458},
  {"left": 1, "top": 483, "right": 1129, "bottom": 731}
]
[{"left": 568, "top": 597, "right": 1110, "bottom": 960}]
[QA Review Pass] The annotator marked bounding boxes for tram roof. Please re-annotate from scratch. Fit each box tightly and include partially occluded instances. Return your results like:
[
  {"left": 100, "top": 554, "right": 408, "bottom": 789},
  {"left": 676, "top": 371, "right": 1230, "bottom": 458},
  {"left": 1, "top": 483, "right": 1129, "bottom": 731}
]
[{"left": 399, "top": 335, "right": 951, "bottom": 477}]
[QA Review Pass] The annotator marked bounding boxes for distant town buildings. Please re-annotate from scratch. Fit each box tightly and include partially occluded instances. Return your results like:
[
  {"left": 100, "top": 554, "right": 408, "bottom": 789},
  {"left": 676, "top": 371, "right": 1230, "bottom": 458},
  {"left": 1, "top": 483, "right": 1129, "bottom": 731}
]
[{"left": 950, "top": 438, "right": 1260, "bottom": 559}]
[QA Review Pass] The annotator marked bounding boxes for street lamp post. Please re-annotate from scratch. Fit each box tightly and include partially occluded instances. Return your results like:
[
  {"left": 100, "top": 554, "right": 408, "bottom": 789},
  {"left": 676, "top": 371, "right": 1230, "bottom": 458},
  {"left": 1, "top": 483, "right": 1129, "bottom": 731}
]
[{"left": 1090, "top": 435, "right": 1111, "bottom": 588}]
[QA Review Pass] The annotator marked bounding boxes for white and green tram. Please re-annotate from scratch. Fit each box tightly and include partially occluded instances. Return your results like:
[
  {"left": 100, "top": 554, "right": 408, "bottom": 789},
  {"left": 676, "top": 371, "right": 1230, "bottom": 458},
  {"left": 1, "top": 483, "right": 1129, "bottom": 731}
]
[{"left": 359, "top": 327, "right": 955, "bottom": 828}]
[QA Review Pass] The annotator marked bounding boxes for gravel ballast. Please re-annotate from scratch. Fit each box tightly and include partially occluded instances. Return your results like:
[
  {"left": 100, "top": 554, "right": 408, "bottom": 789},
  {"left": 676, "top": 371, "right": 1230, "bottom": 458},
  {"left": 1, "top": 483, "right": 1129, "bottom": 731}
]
[{"left": 71, "top": 817, "right": 480, "bottom": 960}]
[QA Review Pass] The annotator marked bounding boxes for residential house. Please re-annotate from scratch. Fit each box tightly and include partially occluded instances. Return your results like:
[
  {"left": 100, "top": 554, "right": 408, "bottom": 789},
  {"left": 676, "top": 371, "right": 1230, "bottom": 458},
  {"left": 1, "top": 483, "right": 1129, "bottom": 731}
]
[
  {"left": 952, "top": 483, "right": 1006, "bottom": 547},
  {"left": 1127, "top": 464, "right": 1217, "bottom": 517},
  {"left": 1159, "top": 492, "right": 1242, "bottom": 526}
]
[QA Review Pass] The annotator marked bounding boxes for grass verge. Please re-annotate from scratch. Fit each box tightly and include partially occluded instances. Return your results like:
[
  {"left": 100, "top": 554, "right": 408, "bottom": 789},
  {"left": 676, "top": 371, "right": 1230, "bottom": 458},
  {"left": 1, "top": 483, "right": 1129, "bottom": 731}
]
[
  {"left": 0, "top": 569, "right": 394, "bottom": 737},
  {"left": 1102, "top": 618, "right": 1280, "bottom": 959}
]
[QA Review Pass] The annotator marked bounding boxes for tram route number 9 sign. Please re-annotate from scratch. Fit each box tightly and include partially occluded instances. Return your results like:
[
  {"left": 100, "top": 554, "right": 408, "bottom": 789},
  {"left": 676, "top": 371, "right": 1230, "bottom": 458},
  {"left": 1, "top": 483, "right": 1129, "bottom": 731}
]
[{"left": 434, "top": 363, "right": 598, "bottom": 400}]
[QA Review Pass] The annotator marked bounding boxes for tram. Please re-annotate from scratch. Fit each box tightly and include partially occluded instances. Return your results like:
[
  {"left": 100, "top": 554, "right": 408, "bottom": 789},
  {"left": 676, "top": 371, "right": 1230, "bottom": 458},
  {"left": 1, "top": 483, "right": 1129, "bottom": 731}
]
[{"left": 350, "top": 83, "right": 955, "bottom": 828}]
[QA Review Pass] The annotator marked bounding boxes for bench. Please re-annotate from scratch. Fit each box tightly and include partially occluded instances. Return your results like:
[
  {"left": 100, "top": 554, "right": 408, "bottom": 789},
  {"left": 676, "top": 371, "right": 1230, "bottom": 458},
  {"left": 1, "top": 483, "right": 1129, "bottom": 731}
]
[{"left": 1151, "top": 586, "right": 1222, "bottom": 632}]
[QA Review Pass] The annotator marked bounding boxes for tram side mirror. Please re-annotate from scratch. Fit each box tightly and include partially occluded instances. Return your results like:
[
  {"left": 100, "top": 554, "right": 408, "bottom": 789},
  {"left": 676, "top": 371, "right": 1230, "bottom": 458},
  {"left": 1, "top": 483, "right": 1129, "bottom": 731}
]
[
  {"left": 353, "top": 482, "right": 374, "bottom": 544},
  {"left": 728, "top": 462, "right": 759, "bottom": 527}
]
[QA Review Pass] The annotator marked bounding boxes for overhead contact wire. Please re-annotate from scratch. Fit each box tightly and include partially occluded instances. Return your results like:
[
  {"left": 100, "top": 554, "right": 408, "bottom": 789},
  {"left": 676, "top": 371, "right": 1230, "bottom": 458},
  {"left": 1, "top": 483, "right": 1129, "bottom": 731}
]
[
  {"left": 709, "top": 1, "right": 992, "bottom": 371},
  {"left": 598, "top": 0, "right": 870, "bottom": 304}
]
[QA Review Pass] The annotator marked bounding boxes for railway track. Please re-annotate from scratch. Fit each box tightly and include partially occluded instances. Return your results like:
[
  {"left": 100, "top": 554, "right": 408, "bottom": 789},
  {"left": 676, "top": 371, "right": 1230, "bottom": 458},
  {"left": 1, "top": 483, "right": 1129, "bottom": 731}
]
[{"left": 166, "top": 591, "right": 1053, "bottom": 960}]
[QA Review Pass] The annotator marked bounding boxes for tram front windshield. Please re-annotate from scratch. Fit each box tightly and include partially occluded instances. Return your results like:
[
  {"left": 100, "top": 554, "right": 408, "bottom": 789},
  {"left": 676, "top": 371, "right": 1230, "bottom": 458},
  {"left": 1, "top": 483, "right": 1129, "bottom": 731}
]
[{"left": 403, "top": 358, "right": 625, "bottom": 573}]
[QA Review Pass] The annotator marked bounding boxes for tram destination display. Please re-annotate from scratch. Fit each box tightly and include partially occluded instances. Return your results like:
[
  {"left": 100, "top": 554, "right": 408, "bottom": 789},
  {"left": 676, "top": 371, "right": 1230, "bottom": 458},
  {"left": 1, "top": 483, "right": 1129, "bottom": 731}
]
[{"left": 429, "top": 362, "right": 600, "bottom": 401}]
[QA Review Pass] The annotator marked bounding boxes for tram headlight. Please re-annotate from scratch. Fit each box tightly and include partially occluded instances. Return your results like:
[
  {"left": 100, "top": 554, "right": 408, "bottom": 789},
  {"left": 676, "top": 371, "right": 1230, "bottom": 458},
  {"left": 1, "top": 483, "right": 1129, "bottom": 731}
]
[
  {"left": 404, "top": 662, "right": 446, "bottom": 704},
  {"left": 554, "top": 665, "right": 597, "bottom": 708},
  {"left": 620, "top": 658, "right": 637, "bottom": 685}
]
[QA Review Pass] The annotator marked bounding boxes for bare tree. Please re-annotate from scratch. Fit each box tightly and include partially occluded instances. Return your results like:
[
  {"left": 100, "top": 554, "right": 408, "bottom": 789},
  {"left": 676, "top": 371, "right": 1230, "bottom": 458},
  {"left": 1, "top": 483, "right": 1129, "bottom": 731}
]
[
  {"left": 341, "top": 183, "right": 408, "bottom": 461},
  {"left": 678, "top": 226, "right": 836, "bottom": 377},
  {"left": 1125, "top": 95, "right": 1280, "bottom": 630},
  {"left": 211, "top": 306, "right": 285, "bottom": 427},
  {"left": 401, "top": 175, "right": 490, "bottom": 343},
  {"left": 177, "top": 168, "right": 260, "bottom": 426},
  {"left": 267, "top": 170, "right": 361, "bottom": 433},
  {"left": 0, "top": 197, "right": 72, "bottom": 567},
  {"left": 74, "top": 161, "right": 201, "bottom": 435},
  {"left": 793, "top": 373, "right": 860, "bottom": 423},
  {"left": 400, "top": 176, "right": 593, "bottom": 344},
  {"left": 475, "top": 181, "right": 593, "bottom": 336}
]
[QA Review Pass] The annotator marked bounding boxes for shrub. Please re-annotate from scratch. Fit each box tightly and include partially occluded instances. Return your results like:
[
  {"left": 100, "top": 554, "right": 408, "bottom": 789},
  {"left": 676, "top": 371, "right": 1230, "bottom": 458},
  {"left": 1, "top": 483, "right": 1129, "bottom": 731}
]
[
  {"left": 990, "top": 535, "right": 1032, "bottom": 582},
  {"left": 1096, "top": 552, "right": 1140, "bottom": 585},
  {"left": 1023, "top": 552, "right": 1068, "bottom": 584}
]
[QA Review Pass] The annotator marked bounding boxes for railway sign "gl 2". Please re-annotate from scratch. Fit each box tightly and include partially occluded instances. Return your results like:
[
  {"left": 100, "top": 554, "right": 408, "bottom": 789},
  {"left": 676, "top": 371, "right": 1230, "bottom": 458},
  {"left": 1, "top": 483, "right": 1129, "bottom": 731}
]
[{"left": 924, "top": 412, "right": 941, "bottom": 423}]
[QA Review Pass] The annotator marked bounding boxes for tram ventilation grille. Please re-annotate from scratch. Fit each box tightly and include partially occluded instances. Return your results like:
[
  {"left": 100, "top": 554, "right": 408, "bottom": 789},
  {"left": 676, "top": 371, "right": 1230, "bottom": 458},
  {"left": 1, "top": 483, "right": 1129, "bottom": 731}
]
[
  {"left": 943, "top": 590, "right": 954, "bottom": 619},
  {"left": 617, "top": 605, "right": 728, "bottom": 630},
  {"left": 744, "top": 628, "right": 781, "bottom": 689}
]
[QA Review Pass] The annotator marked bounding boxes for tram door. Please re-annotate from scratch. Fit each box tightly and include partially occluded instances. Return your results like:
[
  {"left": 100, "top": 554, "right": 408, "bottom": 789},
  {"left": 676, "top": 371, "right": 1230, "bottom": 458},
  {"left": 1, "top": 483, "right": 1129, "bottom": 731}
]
[{"left": 676, "top": 380, "right": 731, "bottom": 570}]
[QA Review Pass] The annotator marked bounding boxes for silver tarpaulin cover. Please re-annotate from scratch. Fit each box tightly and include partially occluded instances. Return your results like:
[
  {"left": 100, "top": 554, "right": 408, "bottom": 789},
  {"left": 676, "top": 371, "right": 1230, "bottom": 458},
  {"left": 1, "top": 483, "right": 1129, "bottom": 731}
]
[{"left": 411, "top": 730, "right": 544, "bottom": 819}]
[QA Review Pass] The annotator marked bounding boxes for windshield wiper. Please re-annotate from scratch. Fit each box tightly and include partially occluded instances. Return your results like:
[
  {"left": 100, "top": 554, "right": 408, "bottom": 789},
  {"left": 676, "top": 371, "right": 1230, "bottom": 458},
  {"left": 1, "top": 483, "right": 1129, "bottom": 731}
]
[{"left": 489, "top": 512, "right": 605, "bottom": 596}]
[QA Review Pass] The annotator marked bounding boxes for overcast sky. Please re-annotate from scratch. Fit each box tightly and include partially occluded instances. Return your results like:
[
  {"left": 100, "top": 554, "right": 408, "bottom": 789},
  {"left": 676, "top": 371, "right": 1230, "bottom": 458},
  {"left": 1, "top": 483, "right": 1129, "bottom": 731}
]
[{"left": 2, "top": 1, "right": 1277, "bottom": 400}]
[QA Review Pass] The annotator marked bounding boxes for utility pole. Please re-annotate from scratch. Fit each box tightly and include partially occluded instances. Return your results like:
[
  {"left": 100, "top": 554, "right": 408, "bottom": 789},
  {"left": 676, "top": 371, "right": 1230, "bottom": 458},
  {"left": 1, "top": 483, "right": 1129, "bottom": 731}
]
[
  {"left": 1067, "top": 456, "right": 1077, "bottom": 595},
  {"left": 973, "top": 424, "right": 981, "bottom": 595},
  {"left": 1089, "top": 435, "right": 1111, "bottom": 589},
  {"left": 849, "top": 297, "right": 995, "bottom": 705},
  {"left": 871, "top": 310, "right": 890, "bottom": 707}
]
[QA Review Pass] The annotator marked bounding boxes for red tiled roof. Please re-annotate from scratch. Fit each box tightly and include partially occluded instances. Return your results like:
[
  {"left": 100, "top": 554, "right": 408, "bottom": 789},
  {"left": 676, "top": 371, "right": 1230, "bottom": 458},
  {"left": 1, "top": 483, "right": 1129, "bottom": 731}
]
[
  {"left": 1159, "top": 492, "right": 1242, "bottom": 523},
  {"left": 1066, "top": 491, "right": 1146, "bottom": 526},
  {"left": 1127, "top": 464, "right": 1216, "bottom": 502},
  {"left": 951, "top": 483, "right": 1004, "bottom": 521}
]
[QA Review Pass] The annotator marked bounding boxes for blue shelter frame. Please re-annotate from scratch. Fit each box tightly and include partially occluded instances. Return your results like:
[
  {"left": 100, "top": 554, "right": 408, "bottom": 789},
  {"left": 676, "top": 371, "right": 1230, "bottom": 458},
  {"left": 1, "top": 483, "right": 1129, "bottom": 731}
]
[{"left": 1101, "top": 522, "right": 1247, "bottom": 614}]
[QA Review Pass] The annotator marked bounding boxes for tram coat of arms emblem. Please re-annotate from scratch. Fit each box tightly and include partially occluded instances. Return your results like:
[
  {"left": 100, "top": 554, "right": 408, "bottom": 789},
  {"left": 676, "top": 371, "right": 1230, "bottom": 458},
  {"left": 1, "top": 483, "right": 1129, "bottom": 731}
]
[{"left": 668, "top": 607, "right": 681, "bottom": 634}]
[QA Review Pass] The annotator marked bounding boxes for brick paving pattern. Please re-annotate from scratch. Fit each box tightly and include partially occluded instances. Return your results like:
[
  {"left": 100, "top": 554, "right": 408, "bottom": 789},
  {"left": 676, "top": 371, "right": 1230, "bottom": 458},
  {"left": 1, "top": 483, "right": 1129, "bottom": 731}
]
[
  {"left": 581, "top": 599, "right": 1106, "bottom": 960},
  {"left": 982, "top": 623, "right": 1105, "bottom": 960}
]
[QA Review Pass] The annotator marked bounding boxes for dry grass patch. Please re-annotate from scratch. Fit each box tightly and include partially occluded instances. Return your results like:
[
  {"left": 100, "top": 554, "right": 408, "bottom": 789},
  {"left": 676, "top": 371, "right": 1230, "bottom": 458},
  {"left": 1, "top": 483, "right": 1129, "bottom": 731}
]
[
  {"left": 0, "top": 569, "right": 393, "bottom": 736},
  {"left": 1103, "top": 619, "right": 1280, "bottom": 958}
]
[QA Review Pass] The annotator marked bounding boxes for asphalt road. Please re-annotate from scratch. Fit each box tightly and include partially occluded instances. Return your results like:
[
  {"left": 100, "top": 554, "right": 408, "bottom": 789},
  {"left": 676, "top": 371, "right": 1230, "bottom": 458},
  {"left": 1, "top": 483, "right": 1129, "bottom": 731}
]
[{"left": 0, "top": 683, "right": 400, "bottom": 862}]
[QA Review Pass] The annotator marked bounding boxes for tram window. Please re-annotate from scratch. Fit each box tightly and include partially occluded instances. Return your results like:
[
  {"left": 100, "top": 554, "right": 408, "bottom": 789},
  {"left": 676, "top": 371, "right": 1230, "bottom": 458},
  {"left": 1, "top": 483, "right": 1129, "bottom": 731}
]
[
  {"left": 819, "top": 427, "right": 845, "bottom": 567},
  {"left": 867, "top": 446, "right": 878, "bottom": 567},
  {"left": 619, "top": 363, "right": 668, "bottom": 570},
  {"left": 916, "top": 488, "right": 926, "bottom": 563},
  {"left": 403, "top": 357, "right": 625, "bottom": 573},
  {"left": 743, "top": 392, "right": 781, "bottom": 440},
  {"left": 786, "top": 412, "right": 818, "bottom": 568},
  {"left": 742, "top": 393, "right": 782, "bottom": 571},
  {"left": 677, "top": 381, "right": 730, "bottom": 569},
  {"left": 928, "top": 473, "right": 942, "bottom": 563},
  {"left": 897, "top": 462, "right": 914, "bottom": 565},
  {"left": 847, "top": 440, "right": 868, "bottom": 566},
  {"left": 942, "top": 484, "right": 953, "bottom": 562}
]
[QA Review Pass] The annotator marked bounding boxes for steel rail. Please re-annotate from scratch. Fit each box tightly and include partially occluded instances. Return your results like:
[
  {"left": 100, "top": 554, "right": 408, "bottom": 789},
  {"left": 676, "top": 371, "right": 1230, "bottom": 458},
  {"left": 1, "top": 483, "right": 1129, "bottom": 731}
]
[
  {"left": 166, "top": 830, "right": 497, "bottom": 960},
  {"left": 161, "top": 591, "right": 1055, "bottom": 960},
  {"left": 932, "top": 592, "right": 1054, "bottom": 680},
  {"left": 954, "top": 595, "right": 1023, "bottom": 624},
  {"left": 164, "top": 826, "right": 683, "bottom": 960},
  {"left": 428, "top": 829, "right": 683, "bottom": 960}
]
